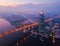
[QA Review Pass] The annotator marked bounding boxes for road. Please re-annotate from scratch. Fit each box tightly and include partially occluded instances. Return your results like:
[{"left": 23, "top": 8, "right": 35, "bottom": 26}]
[{"left": 0, "top": 15, "right": 60, "bottom": 46}]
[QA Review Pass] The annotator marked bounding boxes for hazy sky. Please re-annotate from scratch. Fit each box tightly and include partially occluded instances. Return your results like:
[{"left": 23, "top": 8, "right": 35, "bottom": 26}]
[{"left": 0, "top": 0, "right": 60, "bottom": 6}]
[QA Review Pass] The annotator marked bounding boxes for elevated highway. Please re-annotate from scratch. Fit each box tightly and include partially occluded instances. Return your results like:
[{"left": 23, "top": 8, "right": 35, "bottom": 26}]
[{"left": 0, "top": 15, "right": 60, "bottom": 46}]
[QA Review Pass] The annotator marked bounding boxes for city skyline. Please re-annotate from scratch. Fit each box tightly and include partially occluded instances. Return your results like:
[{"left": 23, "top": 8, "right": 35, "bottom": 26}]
[{"left": 0, "top": 0, "right": 60, "bottom": 17}]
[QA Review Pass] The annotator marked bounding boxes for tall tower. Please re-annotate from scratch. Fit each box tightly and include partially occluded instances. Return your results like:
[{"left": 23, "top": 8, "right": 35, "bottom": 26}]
[{"left": 38, "top": 11, "right": 45, "bottom": 33}]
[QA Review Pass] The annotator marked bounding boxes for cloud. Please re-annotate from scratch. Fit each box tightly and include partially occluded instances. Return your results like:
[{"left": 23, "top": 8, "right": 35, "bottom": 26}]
[
  {"left": 0, "top": 0, "right": 60, "bottom": 6},
  {"left": 0, "top": 0, "right": 17, "bottom": 6}
]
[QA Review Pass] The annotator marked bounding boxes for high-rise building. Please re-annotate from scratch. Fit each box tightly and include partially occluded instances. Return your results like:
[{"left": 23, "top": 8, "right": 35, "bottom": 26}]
[{"left": 38, "top": 11, "right": 45, "bottom": 33}]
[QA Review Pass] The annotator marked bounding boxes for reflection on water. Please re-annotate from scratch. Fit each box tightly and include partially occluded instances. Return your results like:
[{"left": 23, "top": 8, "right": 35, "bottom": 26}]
[{"left": 0, "top": 18, "right": 15, "bottom": 33}]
